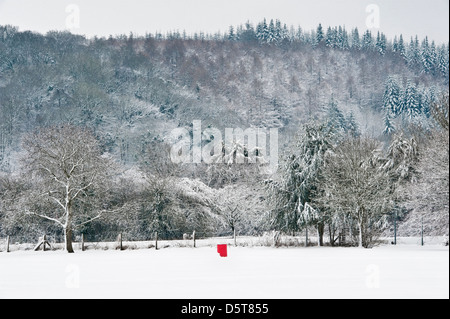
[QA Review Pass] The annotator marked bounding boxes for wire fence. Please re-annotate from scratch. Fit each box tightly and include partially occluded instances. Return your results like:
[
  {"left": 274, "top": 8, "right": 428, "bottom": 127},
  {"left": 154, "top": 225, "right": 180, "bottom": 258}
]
[{"left": 1, "top": 232, "right": 448, "bottom": 253}]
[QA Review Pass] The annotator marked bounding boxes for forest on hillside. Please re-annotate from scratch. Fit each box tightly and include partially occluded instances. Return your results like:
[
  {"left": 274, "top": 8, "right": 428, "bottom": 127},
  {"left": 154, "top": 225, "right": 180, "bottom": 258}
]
[{"left": 0, "top": 20, "right": 448, "bottom": 250}]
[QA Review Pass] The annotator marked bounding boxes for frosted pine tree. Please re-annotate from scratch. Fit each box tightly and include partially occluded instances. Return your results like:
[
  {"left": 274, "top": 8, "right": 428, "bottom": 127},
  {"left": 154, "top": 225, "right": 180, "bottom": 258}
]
[
  {"left": 228, "top": 26, "right": 236, "bottom": 41},
  {"left": 345, "top": 112, "right": 360, "bottom": 137},
  {"left": 267, "top": 19, "right": 276, "bottom": 44},
  {"left": 429, "top": 41, "right": 438, "bottom": 74},
  {"left": 408, "top": 36, "right": 421, "bottom": 70},
  {"left": 376, "top": 31, "right": 387, "bottom": 55},
  {"left": 404, "top": 81, "right": 421, "bottom": 119},
  {"left": 393, "top": 36, "right": 399, "bottom": 52},
  {"left": 326, "top": 98, "right": 347, "bottom": 131},
  {"left": 256, "top": 19, "right": 269, "bottom": 43},
  {"left": 383, "top": 111, "right": 396, "bottom": 135},
  {"left": 336, "top": 26, "right": 344, "bottom": 49},
  {"left": 383, "top": 76, "right": 401, "bottom": 115},
  {"left": 351, "top": 28, "right": 360, "bottom": 50},
  {"left": 267, "top": 122, "right": 335, "bottom": 245},
  {"left": 274, "top": 20, "right": 282, "bottom": 44},
  {"left": 362, "top": 30, "right": 373, "bottom": 50},
  {"left": 295, "top": 26, "right": 304, "bottom": 43},
  {"left": 437, "top": 44, "right": 449, "bottom": 79},
  {"left": 422, "top": 86, "right": 437, "bottom": 117},
  {"left": 316, "top": 23, "right": 324, "bottom": 45},
  {"left": 325, "top": 27, "right": 333, "bottom": 47},
  {"left": 421, "top": 37, "right": 430, "bottom": 72},
  {"left": 398, "top": 34, "right": 407, "bottom": 61},
  {"left": 340, "top": 27, "right": 349, "bottom": 50}
]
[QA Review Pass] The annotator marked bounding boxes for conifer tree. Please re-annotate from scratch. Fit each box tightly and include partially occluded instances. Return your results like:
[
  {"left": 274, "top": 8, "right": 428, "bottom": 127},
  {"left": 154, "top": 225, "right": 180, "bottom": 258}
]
[
  {"left": 316, "top": 23, "right": 324, "bottom": 45},
  {"left": 408, "top": 36, "right": 421, "bottom": 70},
  {"left": 362, "top": 30, "right": 373, "bottom": 50},
  {"left": 383, "top": 111, "right": 396, "bottom": 135},
  {"left": 325, "top": 26, "right": 334, "bottom": 47},
  {"left": 398, "top": 34, "right": 407, "bottom": 61},
  {"left": 267, "top": 122, "right": 335, "bottom": 244},
  {"left": 404, "top": 81, "right": 421, "bottom": 118},
  {"left": 437, "top": 44, "right": 449, "bottom": 79},
  {"left": 383, "top": 76, "right": 401, "bottom": 115},
  {"left": 351, "top": 28, "right": 360, "bottom": 50}
]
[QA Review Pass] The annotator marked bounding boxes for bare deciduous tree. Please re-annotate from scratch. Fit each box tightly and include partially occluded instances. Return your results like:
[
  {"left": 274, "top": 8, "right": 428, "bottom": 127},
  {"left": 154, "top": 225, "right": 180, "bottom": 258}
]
[
  {"left": 21, "top": 125, "right": 114, "bottom": 253},
  {"left": 318, "top": 137, "right": 394, "bottom": 248}
]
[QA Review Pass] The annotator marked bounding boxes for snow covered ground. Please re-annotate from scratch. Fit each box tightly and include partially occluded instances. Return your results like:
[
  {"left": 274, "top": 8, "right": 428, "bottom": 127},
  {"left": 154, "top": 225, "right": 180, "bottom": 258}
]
[{"left": 0, "top": 241, "right": 448, "bottom": 299}]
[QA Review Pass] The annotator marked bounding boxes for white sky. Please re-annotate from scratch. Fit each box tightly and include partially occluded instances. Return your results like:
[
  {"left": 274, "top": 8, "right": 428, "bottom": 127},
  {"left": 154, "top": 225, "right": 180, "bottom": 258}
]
[{"left": 0, "top": 0, "right": 448, "bottom": 43}]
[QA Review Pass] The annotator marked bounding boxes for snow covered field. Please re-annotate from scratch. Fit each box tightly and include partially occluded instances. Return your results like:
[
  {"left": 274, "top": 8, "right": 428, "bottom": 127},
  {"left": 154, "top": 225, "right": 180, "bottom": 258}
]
[{"left": 0, "top": 242, "right": 448, "bottom": 299}]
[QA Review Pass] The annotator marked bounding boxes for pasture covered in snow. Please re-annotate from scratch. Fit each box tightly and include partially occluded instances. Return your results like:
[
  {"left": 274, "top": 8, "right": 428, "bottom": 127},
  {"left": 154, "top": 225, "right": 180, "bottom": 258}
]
[{"left": 0, "top": 239, "right": 448, "bottom": 299}]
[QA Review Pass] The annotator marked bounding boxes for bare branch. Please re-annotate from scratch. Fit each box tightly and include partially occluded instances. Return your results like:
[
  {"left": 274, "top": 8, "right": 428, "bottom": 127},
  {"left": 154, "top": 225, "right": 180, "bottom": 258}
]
[{"left": 27, "top": 211, "right": 65, "bottom": 228}]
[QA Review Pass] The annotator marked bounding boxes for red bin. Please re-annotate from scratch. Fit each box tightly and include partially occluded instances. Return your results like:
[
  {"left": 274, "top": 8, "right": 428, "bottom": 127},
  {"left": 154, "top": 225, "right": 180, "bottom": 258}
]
[{"left": 217, "top": 244, "right": 228, "bottom": 257}]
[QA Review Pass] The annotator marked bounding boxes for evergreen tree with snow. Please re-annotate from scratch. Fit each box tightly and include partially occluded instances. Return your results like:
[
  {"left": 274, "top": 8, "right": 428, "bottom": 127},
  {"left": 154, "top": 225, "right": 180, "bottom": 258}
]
[
  {"left": 274, "top": 20, "right": 282, "bottom": 44},
  {"left": 295, "top": 26, "right": 304, "bottom": 43},
  {"left": 421, "top": 37, "right": 435, "bottom": 74},
  {"left": 408, "top": 36, "right": 421, "bottom": 70},
  {"left": 228, "top": 25, "right": 236, "bottom": 41},
  {"left": 403, "top": 81, "right": 421, "bottom": 119},
  {"left": 422, "top": 86, "right": 438, "bottom": 118},
  {"left": 383, "top": 111, "right": 396, "bottom": 135},
  {"left": 340, "top": 27, "right": 349, "bottom": 50},
  {"left": 393, "top": 36, "right": 399, "bottom": 52},
  {"left": 325, "top": 26, "right": 334, "bottom": 47},
  {"left": 351, "top": 28, "right": 361, "bottom": 50},
  {"left": 362, "top": 30, "right": 373, "bottom": 50},
  {"left": 429, "top": 41, "right": 438, "bottom": 74},
  {"left": 336, "top": 26, "right": 344, "bottom": 48},
  {"left": 256, "top": 18, "right": 269, "bottom": 43},
  {"left": 326, "top": 97, "right": 347, "bottom": 131},
  {"left": 345, "top": 112, "right": 360, "bottom": 137},
  {"left": 383, "top": 76, "right": 402, "bottom": 115},
  {"left": 267, "top": 121, "right": 335, "bottom": 244},
  {"left": 267, "top": 19, "right": 276, "bottom": 44},
  {"left": 316, "top": 23, "right": 324, "bottom": 45},
  {"left": 437, "top": 44, "right": 449, "bottom": 79},
  {"left": 240, "top": 21, "right": 257, "bottom": 43},
  {"left": 398, "top": 34, "right": 407, "bottom": 61},
  {"left": 376, "top": 31, "right": 387, "bottom": 55}
]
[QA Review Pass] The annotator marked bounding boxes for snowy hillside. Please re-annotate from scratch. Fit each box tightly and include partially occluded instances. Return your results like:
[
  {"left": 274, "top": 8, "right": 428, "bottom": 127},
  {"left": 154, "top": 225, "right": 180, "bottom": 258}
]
[{"left": 0, "top": 21, "right": 449, "bottom": 248}]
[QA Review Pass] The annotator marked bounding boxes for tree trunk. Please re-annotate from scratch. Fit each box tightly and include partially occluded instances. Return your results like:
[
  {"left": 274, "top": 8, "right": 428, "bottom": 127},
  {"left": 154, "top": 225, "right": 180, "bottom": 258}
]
[
  {"left": 65, "top": 203, "right": 75, "bottom": 253},
  {"left": 305, "top": 227, "right": 308, "bottom": 247},
  {"left": 358, "top": 221, "right": 363, "bottom": 248},
  {"left": 317, "top": 222, "right": 324, "bottom": 246},
  {"left": 64, "top": 227, "right": 75, "bottom": 253}
]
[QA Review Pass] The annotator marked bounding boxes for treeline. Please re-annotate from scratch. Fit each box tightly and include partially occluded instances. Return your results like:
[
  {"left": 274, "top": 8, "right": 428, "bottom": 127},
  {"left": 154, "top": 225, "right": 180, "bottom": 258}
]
[
  {"left": 1, "top": 21, "right": 448, "bottom": 169},
  {"left": 0, "top": 123, "right": 267, "bottom": 248},
  {"left": 2, "top": 18, "right": 448, "bottom": 76},
  {"left": 267, "top": 93, "right": 449, "bottom": 248},
  {"left": 382, "top": 77, "right": 439, "bottom": 134},
  {"left": 0, "top": 93, "right": 447, "bottom": 250},
  {"left": 0, "top": 20, "right": 449, "bottom": 249}
]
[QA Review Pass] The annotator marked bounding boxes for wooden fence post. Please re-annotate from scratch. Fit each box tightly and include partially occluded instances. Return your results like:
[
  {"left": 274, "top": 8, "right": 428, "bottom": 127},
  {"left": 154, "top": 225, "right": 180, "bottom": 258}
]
[
  {"left": 33, "top": 234, "right": 51, "bottom": 251},
  {"left": 6, "top": 235, "right": 10, "bottom": 253},
  {"left": 193, "top": 231, "right": 196, "bottom": 248},
  {"left": 233, "top": 229, "right": 236, "bottom": 247},
  {"left": 118, "top": 233, "right": 123, "bottom": 250},
  {"left": 81, "top": 233, "right": 85, "bottom": 252},
  {"left": 155, "top": 232, "right": 158, "bottom": 250},
  {"left": 305, "top": 228, "right": 308, "bottom": 247}
]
